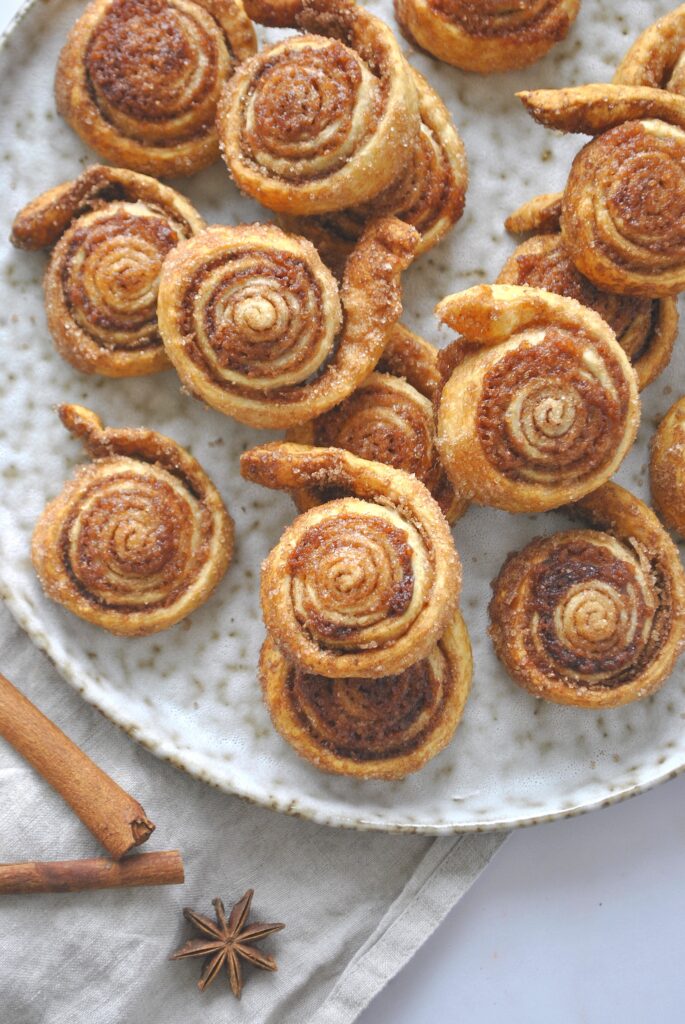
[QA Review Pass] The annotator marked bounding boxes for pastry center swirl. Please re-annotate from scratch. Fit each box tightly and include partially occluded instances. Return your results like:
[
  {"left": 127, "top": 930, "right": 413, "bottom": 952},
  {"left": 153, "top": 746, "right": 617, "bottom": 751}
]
[
  {"left": 429, "top": 0, "right": 562, "bottom": 35},
  {"left": 62, "top": 460, "right": 206, "bottom": 610},
  {"left": 477, "top": 330, "right": 630, "bottom": 485},
  {"left": 288, "top": 653, "right": 451, "bottom": 760},
  {"left": 64, "top": 205, "right": 180, "bottom": 349},
  {"left": 185, "top": 246, "right": 342, "bottom": 390},
  {"left": 85, "top": 0, "right": 230, "bottom": 141},
  {"left": 241, "top": 37, "right": 381, "bottom": 181},
  {"left": 288, "top": 508, "right": 431, "bottom": 653},
  {"left": 528, "top": 534, "right": 659, "bottom": 685}
]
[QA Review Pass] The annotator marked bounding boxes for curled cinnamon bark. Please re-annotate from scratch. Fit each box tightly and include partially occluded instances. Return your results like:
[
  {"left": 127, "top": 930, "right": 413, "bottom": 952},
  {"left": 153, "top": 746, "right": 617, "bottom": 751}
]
[
  {"left": 614, "top": 5, "right": 685, "bottom": 93},
  {"left": 435, "top": 284, "right": 640, "bottom": 513},
  {"left": 240, "top": 443, "right": 461, "bottom": 679},
  {"left": 519, "top": 84, "right": 685, "bottom": 297},
  {"left": 394, "top": 0, "right": 580, "bottom": 73},
  {"left": 217, "top": 0, "right": 420, "bottom": 215},
  {"left": 259, "top": 610, "right": 471, "bottom": 779},
  {"left": 489, "top": 482, "right": 685, "bottom": 708},
  {"left": 0, "top": 851, "right": 185, "bottom": 895},
  {"left": 55, "top": 0, "right": 256, "bottom": 177},
  {"left": 650, "top": 395, "right": 685, "bottom": 539},
  {"left": 158, "top": 219, "right": 418, "bottom": 428},
  {"left": 32, "top": 405, "right": 234, "bottom": 636},
  {"left": 287, "top": 325, "right": 465, "bottom": 523},
  {"left": 501, "top": 194, "right": 678, "bottom": 391},
  {"left": 278, "top": 69, "right": 467, "bottom": 270},
  {"left": 11, "top": 166, "right": 205, "bottom": 377},
  {"left": 0, "top": 672, "right": 154, "bottom": 860}
]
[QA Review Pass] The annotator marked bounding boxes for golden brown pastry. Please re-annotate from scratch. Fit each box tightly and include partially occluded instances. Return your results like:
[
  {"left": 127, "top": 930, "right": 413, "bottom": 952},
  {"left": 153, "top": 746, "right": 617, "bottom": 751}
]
[
  {"left": 501, "top": 193, "right": 679, "bottom": 391},
  {"left": 11, "top": 166, "right": 206, "bottom": 377},
  {"left": 286, "top": 325, "right": 465, "bottom": 523},
  {"left": 650, "top": 395, "right": 685, "bottom": 539},
  {"left": 217, "top": 0, "right": 420, "bottom": 215},
  {"left": 435, "top": 284, "right": 640, "bottom": 513},
  {"left": 259, "top": 611, "right": 471, "bottom": 779},
  {"left": 32, "top": 405, "right": 233, "bottom": 636},
  {"left": 240, "top": 443, "right": 462, "bottom": 678},
  {"left": 614, "top": 4, "right": 685, "bottom": 93},
  {"left": 278, "top": 68, "right": 467, "bottom": 271},
  {"left": 158, "top": 219, "right": 418, "bottom": 428},
  {"left": 55, "top": 0, "right": 256, "bottom": 177},
  {"left": 394, "top": 0, "right": 580, "bottom": 74},
  {"left": 519, "top": 84, "right": 685, "bottom": 297},
  {"left": 489, "top": 482, "right": 685, "bottom": 708}
]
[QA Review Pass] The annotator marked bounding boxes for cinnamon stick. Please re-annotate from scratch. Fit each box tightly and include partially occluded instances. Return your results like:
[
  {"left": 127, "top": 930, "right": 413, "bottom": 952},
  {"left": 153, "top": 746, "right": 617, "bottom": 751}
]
[
  {"left": 0, "top": 850, "right": 184, "bottom": 895},
  {"left": 0, "top": 672, "right": 155, "bottom": 860}
]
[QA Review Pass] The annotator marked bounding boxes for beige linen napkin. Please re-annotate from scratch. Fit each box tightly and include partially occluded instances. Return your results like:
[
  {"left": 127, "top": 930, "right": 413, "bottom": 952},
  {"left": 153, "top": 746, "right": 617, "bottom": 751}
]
[{"left": 0, "top": 603, "right": 506, "bottom": 1024}]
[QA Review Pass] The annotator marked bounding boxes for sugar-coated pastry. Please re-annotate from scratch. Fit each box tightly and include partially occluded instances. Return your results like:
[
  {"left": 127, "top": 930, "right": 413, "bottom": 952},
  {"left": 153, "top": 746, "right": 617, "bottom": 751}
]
[
  {"left": 217, "top": 0, "right": 420, "bottom": 215},
  {"left": 519, "top": 84, "right": 685, "bottom": 297},
  {"left": 278, "top": 68, "right": 467, "bottom": 270},
  {"left": 394, "top": 0, "right": 580, "bottom": 73},
  {"left": 240, "top": 443, "right": 462, "bottom": 679},
  {"left": 32, "top": 405, "right": 233, "bottom": 636},
  {"left": 650, "top": 395, "right": 685, "bottom": 539},
  {"left": 157, "top": 219, "right": 418, "bottom": 428},
  {"left": 11, "top": 166, "right": 205, "bottom": 377},
  {"left": 435, "top": 284, "right": 640, "bottom": 513},
  {"left": 259, "top": 611, "right": 471, "bottom": 779},
  {"left": 286, "top": 325, "right": 466, "bottom": 523},
  {"left": 501, "top": 193, "right": 679, "bottom": 391},
  {"left": 614, "top": 4, "right": 685, "bottom": 94},
  {"left": 55, "top": 0, "right": 256, "bottom": 177},
  {"left": 490, "top": 482, "right": 685, "bottom": 708}
]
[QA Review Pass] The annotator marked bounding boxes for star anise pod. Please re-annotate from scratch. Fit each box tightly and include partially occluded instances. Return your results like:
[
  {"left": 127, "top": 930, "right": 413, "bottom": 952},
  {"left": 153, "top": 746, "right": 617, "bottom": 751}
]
[{"left": 169, "top": 890, "right": 285, "bottom": 997}]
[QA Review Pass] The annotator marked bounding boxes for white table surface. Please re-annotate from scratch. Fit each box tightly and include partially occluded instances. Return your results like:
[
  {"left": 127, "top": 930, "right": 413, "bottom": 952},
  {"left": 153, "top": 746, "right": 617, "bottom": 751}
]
[{"left": 2, "top": 1, "right": 683, "bottom": 1021}]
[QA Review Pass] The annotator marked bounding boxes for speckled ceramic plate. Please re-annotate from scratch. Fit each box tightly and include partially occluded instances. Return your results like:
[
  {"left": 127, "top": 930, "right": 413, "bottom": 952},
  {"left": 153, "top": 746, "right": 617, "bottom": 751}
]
[{"left": 1, "top": 0, "right": 683, "bottom": 833}]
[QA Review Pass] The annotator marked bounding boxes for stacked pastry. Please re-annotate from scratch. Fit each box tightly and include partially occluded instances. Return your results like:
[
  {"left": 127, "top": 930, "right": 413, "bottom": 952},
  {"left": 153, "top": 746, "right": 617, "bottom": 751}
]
[{"left": 239, "top": 443, "right": 472, "bottom": 779}]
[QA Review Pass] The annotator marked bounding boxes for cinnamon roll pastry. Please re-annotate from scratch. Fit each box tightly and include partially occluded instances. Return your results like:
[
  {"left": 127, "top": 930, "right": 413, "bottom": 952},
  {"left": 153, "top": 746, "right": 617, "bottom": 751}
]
[
  {"left": 614, "top": 4, "right": 685, "bottom": 94},
  {"left": 501, "top": 194, "right": 679, "bottom": 391},
  {"left": 55, "top": 0, "right": 256, "bottom": 177},
  {"left": 259, "top": 611, "right": 472, "bottom": 779},
  {"left": 650, "top": 395, "right": 685, "bottom": 539},
  {"left": 32, "top": 405, "right": 233, "bottom": 636},
  {"left": 157, "top": 218, "right": 419, "bottom": 428},
  {"left": 489, "top": 482, "right": 685, "bottom": 708},
  {"left": 286, "top": 325, "right": 465, "bottom": 523},
  {"left": 394, "top": 0, "right": 580, "bottom": 74},
  {"left": 217, "top": 0, "right": 420, "bottom": 215},
  {"left": 435, "top": 284, "right": 640, "bottom": 513},
  {"left": 519, "top": 84, "right": 685, "bottom": 297},
  {"left": 11, "top": 166, "right": 205, "bottom": 377},
  {"left": 240, "top": 443, "right": 462, "bottom": 678},
  {"left": 278, "top": 69, "right": 467, "bottom": 271}
]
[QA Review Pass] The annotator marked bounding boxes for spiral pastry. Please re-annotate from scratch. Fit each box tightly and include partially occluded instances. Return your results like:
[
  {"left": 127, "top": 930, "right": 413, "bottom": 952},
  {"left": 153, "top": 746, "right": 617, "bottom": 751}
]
[
  {"left": 11, "top": 166, "right": 205, "bottom": 377},
  {"left": 650, "top": 396, "right": 685, "bottom": 540},
  {"left": 259, "top": 611, "right": 471, "bottom": 779},
  {"left": 55, "top": 0, "right": 256, "bottom": 177},
  {"left": 435, "top": 284, "right": 640, "bottom": 513},
  {"left": 394, "top": 0, "right": 580, "bottom": 73},
  {"left": 286, "top": 325, "right": 465, "bottom": 523},
  {"left": 614, "top": 5, "right": 685, "bottom": 94},
  {"left": 32, "top": 405, "right": 234, "bottom": 636},
  {"left": 279, "top": 69, "right": 467, "bottom": 271},
  {"left": 501, "top": 194, "right": 679, "bottom": 391},
  {"left": 158, "top": 219, "right": 418, "bottom": 428},
  {"left": 240, "top": 443, "right": 461, "bottom": 678},
  {"left": 217, "top": 0, "right": 420, "bottom": 215},
  {"left": 489, "top": 482, "right": 685, "bottom": 708},
  {"left": 519, "top": 84, "right": 685, "bottom": 297}
]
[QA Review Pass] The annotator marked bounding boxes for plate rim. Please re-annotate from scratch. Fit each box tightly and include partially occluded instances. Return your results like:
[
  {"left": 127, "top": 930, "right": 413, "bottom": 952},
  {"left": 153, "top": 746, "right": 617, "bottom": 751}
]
[{"left": 1, "top": 0, "right": 684, "bottom": 835}]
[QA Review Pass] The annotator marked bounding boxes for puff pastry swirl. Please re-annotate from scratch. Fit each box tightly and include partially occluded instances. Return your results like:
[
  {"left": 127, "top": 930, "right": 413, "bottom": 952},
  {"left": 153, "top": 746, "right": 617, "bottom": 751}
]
[{"left": 32, "top": 405, "right": 233, "bottom": 636}]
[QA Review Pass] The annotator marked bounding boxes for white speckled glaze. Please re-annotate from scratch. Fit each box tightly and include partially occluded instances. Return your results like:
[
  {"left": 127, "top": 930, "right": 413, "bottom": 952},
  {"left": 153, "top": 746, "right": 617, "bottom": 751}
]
[{"left": 0, "top": 0, "right": 683, "bottom": 833}]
